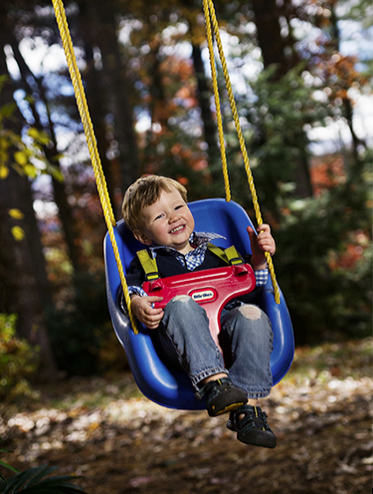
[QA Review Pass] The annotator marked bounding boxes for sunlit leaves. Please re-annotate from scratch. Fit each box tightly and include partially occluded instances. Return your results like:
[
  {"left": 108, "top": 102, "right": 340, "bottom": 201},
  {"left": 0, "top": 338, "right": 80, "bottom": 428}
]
[
  {"left": 0, "top": 91, "right": 61, "bottom": 182},
  {"left": 27, "top": 127, "right": 50, "bottom": 146},
  {"left": 0, "top": 126, "right": 53, "bottom": 181}
]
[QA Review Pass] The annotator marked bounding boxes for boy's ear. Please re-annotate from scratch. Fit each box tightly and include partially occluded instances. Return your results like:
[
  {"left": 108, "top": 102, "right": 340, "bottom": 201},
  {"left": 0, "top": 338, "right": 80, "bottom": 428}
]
[{"left": 133, "top": 229, "right": 152, "bottom": 246}]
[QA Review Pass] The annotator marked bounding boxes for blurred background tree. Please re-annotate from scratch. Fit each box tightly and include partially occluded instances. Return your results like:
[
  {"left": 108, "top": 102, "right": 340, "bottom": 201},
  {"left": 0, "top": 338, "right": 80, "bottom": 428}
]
[{"left": 0, "top": 0, "right": 371, "bottom": 386}]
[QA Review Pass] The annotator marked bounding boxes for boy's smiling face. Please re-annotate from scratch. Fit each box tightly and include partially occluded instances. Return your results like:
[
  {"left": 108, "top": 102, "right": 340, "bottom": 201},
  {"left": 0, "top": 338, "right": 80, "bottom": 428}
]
[{"left": 133, "top": 186, "right": 195, "bottom": 255}]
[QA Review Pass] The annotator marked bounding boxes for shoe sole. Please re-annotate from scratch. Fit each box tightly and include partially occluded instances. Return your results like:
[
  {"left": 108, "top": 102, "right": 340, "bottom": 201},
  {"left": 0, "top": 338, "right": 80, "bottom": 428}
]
[
  {"left": 226, "top": 416, "right": 277, "bottom": 448},
  {"left": 237, "top": 431, "right": 277, "bottom": 449},
  {"left": 209, "top": 401, "right": 246, "bottom": 417}
]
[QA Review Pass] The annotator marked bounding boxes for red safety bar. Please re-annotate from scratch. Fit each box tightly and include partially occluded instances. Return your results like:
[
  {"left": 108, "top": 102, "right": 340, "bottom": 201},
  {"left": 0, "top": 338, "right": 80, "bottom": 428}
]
[{"left": 142, "top": 264, "right": 256, "bottom": 350}]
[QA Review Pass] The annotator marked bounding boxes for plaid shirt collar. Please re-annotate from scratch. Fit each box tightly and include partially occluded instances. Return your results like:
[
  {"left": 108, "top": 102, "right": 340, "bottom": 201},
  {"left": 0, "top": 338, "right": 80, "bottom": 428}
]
[{"left": 150, "top": 232, "right": 225, "bottom": 271}]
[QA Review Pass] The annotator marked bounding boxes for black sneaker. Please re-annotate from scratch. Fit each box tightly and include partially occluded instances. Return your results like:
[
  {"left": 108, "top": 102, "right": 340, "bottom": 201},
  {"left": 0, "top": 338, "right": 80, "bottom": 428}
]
[
  {"left": 196, "top": 377, "right": 248, "bottom": 417},
  {"left": 227, "top": 404, "right": 277, "bottom": 448}
]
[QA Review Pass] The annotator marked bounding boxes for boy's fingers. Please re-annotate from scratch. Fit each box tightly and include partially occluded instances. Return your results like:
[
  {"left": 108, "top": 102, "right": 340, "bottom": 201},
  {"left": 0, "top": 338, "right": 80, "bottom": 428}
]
[
  {"left": 145, "top": 310, "right": 164, "bottom": 329},
  {"left": 147, "top": 296, "right": 164, "bottom": 302},
  {"left": 145, "top": 305, "right": 163, "bottom": 315},
  {"left": 257, "top": 224, "right": 270, "bottom": 235}
]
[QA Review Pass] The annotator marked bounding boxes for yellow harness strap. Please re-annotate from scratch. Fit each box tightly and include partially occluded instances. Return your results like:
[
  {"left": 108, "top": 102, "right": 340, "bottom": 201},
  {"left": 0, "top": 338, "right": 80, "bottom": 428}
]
[
  {"left": 206, "top": 244, "right": 243, "bottom": 265},
  {"left": 136, "top": 244, "right": 243, "bottom": 281},
  {"left": 136, "top": 250, "right": 160, "bottom": 281}
]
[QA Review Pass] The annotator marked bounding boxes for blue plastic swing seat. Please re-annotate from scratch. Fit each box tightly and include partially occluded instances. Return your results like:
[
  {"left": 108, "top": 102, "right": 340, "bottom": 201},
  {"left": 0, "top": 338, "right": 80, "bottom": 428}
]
[{"left": 104, "top": 198, "right": 294, "bottom": 410}]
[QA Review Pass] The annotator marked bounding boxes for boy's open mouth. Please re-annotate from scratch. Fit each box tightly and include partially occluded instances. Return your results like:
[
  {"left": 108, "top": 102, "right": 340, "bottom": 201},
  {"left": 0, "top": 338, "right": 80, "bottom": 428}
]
[{"left": 170, "top": 225, "right": 185, "bottom": 234}]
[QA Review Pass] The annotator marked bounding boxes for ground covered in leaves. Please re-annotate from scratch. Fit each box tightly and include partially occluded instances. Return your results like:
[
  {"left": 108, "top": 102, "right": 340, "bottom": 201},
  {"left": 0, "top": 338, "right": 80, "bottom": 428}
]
[{"left": 1, "top": 338, "right": 372, "bottom": 493}]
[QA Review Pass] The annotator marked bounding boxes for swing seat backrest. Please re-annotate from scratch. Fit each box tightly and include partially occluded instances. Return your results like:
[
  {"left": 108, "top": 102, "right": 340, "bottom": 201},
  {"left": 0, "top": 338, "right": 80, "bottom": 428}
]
[{"left": 104, "top": 198, "right": 294, "bottom": 410}]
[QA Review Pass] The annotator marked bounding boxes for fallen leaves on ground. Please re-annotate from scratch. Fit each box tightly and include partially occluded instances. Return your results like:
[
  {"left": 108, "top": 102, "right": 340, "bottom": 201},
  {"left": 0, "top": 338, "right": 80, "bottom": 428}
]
[{"left": 1, "top": 338, "right": 372, "bottom": 494}]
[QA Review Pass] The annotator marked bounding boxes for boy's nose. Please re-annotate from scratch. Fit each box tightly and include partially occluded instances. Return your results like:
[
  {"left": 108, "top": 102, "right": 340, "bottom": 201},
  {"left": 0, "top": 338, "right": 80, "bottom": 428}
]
[{"left": 168, "top": 213, "right": 179, "bottom": 223}]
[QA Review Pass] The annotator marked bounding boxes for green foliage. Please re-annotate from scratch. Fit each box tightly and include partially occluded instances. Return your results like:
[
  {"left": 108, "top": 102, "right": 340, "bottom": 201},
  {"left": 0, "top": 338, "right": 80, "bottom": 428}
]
[
  {"left": 225, "top": 64, "right": 329, "bottom": 215},
  {"left": 46, "top": 273, "right": 114, "bottom": 376},
  {"left": 275, "top": 172, "right": 372, "bottom": 344},
  {"left": 0, "top": 451, "right": 19, "bottom": 478},
  {"left": 0, "top": 315, "right": 40, "bottom": 402},
  {"left": 0, "top": 464, "right": 89, "bottom": 493}
]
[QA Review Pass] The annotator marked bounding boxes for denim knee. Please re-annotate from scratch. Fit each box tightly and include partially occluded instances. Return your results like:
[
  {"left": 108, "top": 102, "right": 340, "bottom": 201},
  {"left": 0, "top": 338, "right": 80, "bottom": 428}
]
[
  {"left": 222, "top": 304, "right": 273, "bottom": 342},
  {"left": 164, "top": 294, "right": 199, "bottom": 315}
]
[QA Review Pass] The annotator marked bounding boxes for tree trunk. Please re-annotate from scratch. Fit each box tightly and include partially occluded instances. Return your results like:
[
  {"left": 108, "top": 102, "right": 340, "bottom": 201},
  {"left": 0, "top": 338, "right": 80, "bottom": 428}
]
[
  {"left": 0, "top": 10, "right": 58, "bottom": 380},
  {"left": 191, "top": 43, "right": 220, "bottom": 166},
  {"left": 251, "top": 0, "right": 287, "bottom": 77},
  {"left": 83, "top": 42, "right": 118, "bottom": 209},
  {"left": 78, "top": 0, "right": 140, "bottom": 206}
]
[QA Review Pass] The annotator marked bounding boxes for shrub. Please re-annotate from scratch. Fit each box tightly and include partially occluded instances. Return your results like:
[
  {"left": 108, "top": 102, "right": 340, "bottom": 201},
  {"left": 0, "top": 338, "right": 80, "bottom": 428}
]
[{"left": 0, "top": 314, "right": 40, "bottom": 401}]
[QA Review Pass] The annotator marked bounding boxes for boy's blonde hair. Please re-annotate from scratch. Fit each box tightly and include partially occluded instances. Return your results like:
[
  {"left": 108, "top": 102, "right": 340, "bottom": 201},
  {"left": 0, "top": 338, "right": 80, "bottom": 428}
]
[{"left": 122, "top": 175, "right": 188, "bottom": 231}]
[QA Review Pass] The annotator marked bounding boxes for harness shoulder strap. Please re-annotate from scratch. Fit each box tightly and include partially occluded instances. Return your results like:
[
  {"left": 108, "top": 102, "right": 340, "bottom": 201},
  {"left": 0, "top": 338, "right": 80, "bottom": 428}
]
[
  {"left": 136, "top": 249, "right": 160, "bottom": 281},
  {"left": 207, "top": 243, "right": 243, "bottom": 265},
  {"left": 137, "top": 244, "right": 243, "bottom": 281}
]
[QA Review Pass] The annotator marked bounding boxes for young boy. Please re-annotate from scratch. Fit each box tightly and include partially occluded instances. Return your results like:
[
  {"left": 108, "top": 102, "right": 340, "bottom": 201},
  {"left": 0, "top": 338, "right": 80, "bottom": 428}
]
[{"left": 122, "top": 175, "right": 276, "bottom": 448}]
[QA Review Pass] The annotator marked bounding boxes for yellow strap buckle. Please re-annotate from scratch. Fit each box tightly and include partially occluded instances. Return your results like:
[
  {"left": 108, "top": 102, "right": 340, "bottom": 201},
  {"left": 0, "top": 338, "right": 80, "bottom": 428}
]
[{"left": 136, "top": 249, "right": 160, "bottom": 281}]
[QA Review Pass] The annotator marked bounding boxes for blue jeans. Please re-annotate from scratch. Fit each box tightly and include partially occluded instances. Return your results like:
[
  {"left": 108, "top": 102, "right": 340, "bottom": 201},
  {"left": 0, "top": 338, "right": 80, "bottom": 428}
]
[{"left": 156, "top": 296, "right": 273, "bottom": 399}]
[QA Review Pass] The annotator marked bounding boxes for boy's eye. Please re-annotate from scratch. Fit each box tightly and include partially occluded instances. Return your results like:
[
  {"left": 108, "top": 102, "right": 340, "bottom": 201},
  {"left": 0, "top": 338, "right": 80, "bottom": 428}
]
[
  {"left": 154, "top": 213, "right": 164, "bottom": 221},
  {"left": 175, "top": 205, "right": 184, "bottom": 210}
]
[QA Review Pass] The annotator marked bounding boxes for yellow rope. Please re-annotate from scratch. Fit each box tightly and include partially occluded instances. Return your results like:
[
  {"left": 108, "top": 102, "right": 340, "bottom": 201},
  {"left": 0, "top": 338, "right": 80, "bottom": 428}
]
[
  {"left": 51, "top": 0, "right": 138, "bottom": 331},
  {"left": 202, "top": 0, "right": 231, "bottom": 202},
  {"left": 204, "top": 0, "right": 280, "bottom": 304}
]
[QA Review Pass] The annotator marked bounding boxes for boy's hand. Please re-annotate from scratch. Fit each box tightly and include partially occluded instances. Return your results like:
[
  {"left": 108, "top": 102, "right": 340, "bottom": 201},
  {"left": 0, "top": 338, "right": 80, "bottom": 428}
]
[
  {"left": 130, "top": 295, "right": 164, "bottom": 329},
  {"left": 247, "top": 224, "right": 276, "bottom": 271}
]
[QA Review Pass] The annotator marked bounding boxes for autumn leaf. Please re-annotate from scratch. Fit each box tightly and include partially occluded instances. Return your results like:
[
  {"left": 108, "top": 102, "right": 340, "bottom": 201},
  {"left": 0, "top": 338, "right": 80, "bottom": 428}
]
[
  {"left": 27, "top": 127, "right": 51, "bottom": 145},
  {"left": 14, "top": 150, "right": 29, "bottom": 166},
  {"left": 11, "top": 226, "right": 25, "bottom": 241},
  {"left": 8, "top": 208, "right": 24, "bottom": 220},
  {"left": 0, "top": 165, "right": 9, "bottom": 179},
  {"left": 23, "top": 164, "right": 38, "bottom": 178}
]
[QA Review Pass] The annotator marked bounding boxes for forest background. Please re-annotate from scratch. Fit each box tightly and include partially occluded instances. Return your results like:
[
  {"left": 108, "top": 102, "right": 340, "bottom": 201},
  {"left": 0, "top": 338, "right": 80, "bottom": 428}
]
[{"left": 0, "top": 0, "right": 371, "bottom": 400}]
